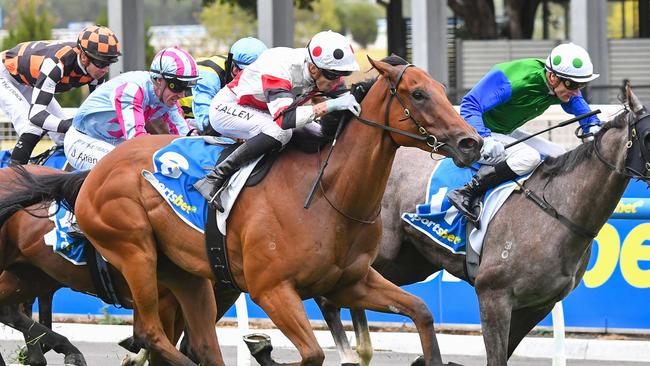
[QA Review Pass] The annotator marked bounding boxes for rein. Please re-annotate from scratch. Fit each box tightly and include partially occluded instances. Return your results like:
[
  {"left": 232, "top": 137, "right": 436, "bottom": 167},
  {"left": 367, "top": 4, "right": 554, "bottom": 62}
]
[
  {"left": 308, "top": 63, "right": 442, "bottom": 224},
  {"left": 353, "top": 64, "right": 446, "bottom": 153},
  {"left": 519, "top": 109, "right": 650, "bottom": 240}
]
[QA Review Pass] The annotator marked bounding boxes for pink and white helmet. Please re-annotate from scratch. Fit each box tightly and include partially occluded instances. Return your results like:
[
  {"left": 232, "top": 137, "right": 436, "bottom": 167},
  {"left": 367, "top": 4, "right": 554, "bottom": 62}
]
[
  {"left": 150, "top": 46, "right": 199, "bottom": 82},
  {"left": 307, "top": 31, "right": 359, "bottom": 73}
]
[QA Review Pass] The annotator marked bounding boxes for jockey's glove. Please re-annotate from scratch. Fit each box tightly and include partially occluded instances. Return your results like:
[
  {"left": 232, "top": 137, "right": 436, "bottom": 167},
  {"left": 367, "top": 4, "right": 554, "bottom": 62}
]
[
  {"left": 481, "top": 136, "right": 506, "bottom": 161},
  {"left": 325, "top": 93, "right": 361, "bottom": 116},
  {"left": 582, "top": 124, "right": 601, "bottom": 142}
]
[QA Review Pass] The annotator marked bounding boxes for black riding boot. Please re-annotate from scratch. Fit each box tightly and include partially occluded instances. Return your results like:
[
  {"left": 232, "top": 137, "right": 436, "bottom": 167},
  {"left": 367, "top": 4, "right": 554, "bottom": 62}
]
[
  {"left": 447, "top": 161, "right": 519, "bottom": 223},
  {"left": 194, "top": 133, "right": 281, "bottom": 212},
  {"left": 9, "top": 133, "right": 41, "bottom": 166}
]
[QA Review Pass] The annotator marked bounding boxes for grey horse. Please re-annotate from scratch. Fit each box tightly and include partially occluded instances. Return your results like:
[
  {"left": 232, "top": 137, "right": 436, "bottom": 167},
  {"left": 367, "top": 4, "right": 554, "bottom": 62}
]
[{"left": 314, "top": 85, "right": 648, "bottom": 366}]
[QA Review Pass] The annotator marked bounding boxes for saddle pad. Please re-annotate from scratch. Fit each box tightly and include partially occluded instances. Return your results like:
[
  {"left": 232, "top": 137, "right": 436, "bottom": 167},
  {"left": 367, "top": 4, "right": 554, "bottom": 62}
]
[
  {"left": 143, "top": 136, "right": 260, "bottom": 235},
  {"left": 0, "top": 146, "right": 67, "bottom": 169},
  {"left": 43, "top": 203, "right": 89, "bottom": 265},
  {"left": 401, "top": 158, "right": 531, "bottom": 255}
]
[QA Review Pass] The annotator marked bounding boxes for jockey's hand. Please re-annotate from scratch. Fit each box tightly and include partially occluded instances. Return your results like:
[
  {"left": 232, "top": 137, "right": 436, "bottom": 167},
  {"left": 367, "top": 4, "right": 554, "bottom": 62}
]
[
  {"left": 325, "top": 93, "right": 361, "bottom": 116},
  {"left": 481, "top": 136, "right": 505, "bottom": 161},
  {"left": 582, "top": 124, "right": 601, "bottom": 142}
]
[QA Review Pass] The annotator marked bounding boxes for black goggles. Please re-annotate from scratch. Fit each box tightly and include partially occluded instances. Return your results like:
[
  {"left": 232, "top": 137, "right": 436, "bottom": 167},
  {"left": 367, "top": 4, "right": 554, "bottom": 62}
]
[
  {"left": 560, "top": 77, "right": 587, "bottom": 91},
  {"left": 320, "top": 68, "right": 352, "bottom": 81},
  {"left": 164, "top": 78, "right": 197, "bottom": 93},
  {"left": 82, "top": 50, "right": 116, "bottom": 69}
]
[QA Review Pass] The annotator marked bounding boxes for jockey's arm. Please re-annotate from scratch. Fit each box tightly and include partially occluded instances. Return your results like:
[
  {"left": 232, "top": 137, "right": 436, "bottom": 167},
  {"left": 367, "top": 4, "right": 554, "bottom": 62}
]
[
  {"left": 28, "top": 58, "right": 73, "bottom": 133},
  {"left": 460, "top": 69, "right": 513, "bottom": 137},
  {"left": 560, "top": 93, "right": 601, "bottom": 133},
  {"left": 192, "top": 72, "right": 221, "bottom": 132},
  {"left": 113, "top": 83, "right": 148, "bottom": 139},
  {"left": 163, "top": 106, "right": 191, "bottom": 136}
]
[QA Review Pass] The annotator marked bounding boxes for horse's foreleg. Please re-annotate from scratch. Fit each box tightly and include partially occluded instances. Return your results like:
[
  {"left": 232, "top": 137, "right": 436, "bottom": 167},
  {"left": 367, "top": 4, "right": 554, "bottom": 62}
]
[
  {"left": 351, "top": 309, "right": 372, "bottom": 366},
  {"left": 476, "top": 288, "right": 512, "bottom": 366},
  {"left": 327, "top": 269, "right": 443, "bottom": 366},
  {"left": 315, "top": 296, "right": 360, "bottom": 366},
  {"left": 253, "top": 283, "right": 324, "bottom": 366},
  {"left": 0, "top": 303, "right": 86, "bottom": 366},
  {"left": 506, "top": 304, "right": 554, "bottom": 358}
]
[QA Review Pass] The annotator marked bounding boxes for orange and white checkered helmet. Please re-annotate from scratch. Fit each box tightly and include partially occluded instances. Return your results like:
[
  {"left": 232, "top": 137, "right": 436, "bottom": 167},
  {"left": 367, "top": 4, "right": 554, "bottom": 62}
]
[{"left": 77, "top": 25, "right": 121, "bottom": 63}]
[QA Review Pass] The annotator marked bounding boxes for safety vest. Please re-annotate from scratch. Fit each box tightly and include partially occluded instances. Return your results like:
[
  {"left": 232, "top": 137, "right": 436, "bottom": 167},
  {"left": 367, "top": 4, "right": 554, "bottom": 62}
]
[{"left": 178, "top": 55, "right": 227, "bottom": 119}]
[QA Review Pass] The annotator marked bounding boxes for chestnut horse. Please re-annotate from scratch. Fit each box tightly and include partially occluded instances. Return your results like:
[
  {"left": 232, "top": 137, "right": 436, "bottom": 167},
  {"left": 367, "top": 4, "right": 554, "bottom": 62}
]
[{"left": 0, "top": 57, "right": 481, "bottom": 366}]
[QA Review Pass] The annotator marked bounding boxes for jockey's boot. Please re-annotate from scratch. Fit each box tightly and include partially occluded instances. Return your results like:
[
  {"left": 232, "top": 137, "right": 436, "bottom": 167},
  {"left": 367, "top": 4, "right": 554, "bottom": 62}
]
[
  {"left": 9, "top": 133, "right": 41, "bottom": 166},
  {"left": 194, "top": 133, "right": 281, "bottom": 212},
  {"left": 447, "top": 161, "right": 518, "bottom": 224}
]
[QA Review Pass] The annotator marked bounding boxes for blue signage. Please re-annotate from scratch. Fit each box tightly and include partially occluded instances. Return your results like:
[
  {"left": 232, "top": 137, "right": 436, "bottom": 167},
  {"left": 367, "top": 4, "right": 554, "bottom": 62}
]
[{"left": 42, "top": 180, "right": 650, "bottom": 330}]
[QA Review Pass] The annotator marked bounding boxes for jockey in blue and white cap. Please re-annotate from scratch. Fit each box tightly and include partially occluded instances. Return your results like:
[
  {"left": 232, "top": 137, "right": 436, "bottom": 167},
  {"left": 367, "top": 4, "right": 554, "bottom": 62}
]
[{"left": 194, "top": 30, "right": 361, "bottom": 211}]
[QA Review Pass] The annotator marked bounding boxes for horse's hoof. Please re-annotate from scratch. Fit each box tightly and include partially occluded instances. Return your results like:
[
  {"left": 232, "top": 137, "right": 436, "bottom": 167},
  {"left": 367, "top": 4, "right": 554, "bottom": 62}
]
[
  {"left": 64, "top": 353, "right": 87, "bottom": 366},
  {"left": 243, "top": 333, "right": 273, "bottom": 356},
  {"left": 118, "top": 336, "right": 142, "bottom": 353},
  {"left": 410, "top": 355, "right": 425, "bottom": 366}
]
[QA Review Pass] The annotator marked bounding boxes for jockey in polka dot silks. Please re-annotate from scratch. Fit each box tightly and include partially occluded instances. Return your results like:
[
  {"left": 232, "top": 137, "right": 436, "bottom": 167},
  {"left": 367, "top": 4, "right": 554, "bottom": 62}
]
[
  {"left": 448, "top": 42, "right": 602, "bottom": 224},
  {"left": 63, "top": 46, "right": 198, "bottom": 171},
  {"left": 194, "top": 30, "right": 361, "bottom": 212}
]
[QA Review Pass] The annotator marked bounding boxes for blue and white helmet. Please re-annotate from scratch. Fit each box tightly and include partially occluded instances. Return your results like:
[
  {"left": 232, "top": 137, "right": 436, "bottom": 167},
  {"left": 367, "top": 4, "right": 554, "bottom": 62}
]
[
  {"left": 150, "top": 46, "right": 199, "bottom": 82},
  {"left": 230, "top": 37, "right": 267, "bottom": 69}
]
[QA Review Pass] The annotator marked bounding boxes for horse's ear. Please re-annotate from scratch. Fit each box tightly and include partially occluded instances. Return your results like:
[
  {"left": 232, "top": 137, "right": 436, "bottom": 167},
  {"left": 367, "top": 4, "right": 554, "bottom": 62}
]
[
  {"left": 368, "top": 56, "right": 395, "bottom": 80},
  {"left": 625, "top": 82, "right": 646, "bottom": 115}
]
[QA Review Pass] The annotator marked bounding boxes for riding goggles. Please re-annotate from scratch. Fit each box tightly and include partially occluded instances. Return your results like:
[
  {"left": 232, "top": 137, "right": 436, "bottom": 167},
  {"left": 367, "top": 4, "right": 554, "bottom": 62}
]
[
  {"left": 320, "top": 68, "right": 352, "bottom": 81},
  {"left": 82, "top": 49, "right": 116, "bottom": 69},
  {"left": 560, "top": 77, "right": 587, "bottom": 91},
  {"left": 165, "top": 77, "right": 198, "bottom": 93}
]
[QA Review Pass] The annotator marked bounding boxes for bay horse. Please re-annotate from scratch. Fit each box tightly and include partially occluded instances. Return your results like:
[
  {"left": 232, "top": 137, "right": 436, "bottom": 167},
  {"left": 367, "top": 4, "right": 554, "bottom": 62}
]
[
  {"left": 0, "top": 57, "right": 482, "bottom": 366},
  {"left": 320, "top": 85, "right": 650, "bottom": 366}
]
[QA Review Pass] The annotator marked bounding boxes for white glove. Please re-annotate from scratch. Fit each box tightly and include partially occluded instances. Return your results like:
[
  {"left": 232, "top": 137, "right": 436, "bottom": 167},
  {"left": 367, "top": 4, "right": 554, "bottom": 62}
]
[
  {"left": 481, "top": 136, "right": 505, "bottom": 160},
  {"left": 582, "top": 125, "right": 601, "bottom": 141},
  {"left": 325, "top": 93, "right": 361, "bottom": 116}
]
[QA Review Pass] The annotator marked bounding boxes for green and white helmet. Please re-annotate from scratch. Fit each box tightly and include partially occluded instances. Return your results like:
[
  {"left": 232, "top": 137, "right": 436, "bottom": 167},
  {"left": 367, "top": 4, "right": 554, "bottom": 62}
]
[{"left": 545, "top": 43, "right": 599, "bottom": 82}]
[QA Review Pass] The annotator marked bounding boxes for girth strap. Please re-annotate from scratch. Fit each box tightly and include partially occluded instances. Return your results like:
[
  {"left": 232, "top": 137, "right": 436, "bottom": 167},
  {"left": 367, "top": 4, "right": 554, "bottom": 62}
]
[{"left": 205, "top": 207, "right": 241, "bottom": 292}]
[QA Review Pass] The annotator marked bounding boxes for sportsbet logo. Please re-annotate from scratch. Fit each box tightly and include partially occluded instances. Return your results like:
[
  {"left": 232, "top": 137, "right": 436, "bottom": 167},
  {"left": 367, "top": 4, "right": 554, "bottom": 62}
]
[{"left": 584, "top": 222, "right": 650, "bottom": 288}]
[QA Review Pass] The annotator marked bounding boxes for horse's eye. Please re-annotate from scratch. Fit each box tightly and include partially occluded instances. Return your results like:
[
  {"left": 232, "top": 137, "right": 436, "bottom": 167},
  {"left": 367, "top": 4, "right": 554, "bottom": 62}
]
[{"left": 412, "top": 90, "right": 426, "bottom": 101}]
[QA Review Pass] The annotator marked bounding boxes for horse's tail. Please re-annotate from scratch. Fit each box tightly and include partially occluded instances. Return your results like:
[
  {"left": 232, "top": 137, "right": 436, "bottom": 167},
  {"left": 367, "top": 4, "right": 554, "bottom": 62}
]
[{"left": 0, "top": 166, "right": 90, "bottom": 225}]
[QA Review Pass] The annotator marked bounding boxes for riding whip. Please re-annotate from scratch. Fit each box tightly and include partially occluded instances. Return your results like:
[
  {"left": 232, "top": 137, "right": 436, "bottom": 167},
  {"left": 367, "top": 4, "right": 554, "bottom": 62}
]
[{"left": 503, "top": 109, "right": 601, "bottom": 150}]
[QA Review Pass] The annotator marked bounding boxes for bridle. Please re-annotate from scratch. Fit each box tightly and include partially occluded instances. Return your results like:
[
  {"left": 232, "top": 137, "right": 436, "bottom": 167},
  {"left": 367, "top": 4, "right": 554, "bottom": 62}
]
[
  {"left": 317, "top": 63, "right": 446, "bottom": 224},
  {"left": 594, "top": 108, "right": 650, "bottom": 181},
  {"left": 520, "top": 108, "right": 650, "bottom": 240},
  {"left": 354, "top": 64, "right": 446, "bottom": 154}
]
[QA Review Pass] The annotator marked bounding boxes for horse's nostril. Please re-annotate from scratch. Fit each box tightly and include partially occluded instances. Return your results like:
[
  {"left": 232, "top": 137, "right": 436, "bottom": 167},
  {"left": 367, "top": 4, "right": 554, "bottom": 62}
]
[{"left": 458, "top": 137, "right": 478, "bottom": 152}]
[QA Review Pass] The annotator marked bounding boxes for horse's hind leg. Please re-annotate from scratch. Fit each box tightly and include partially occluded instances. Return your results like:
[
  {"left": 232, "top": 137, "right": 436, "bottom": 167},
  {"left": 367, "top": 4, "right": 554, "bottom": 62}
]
[
  {"left": 156, "top": 256, "right": 223, "bottom": 366},
  {"left": 506, "top": 304, "right": 554, "bottom": 358},
  {"left": 315, "top": 296, "right": 360, "bottom": 365},
  {"left": 252, "top": 283, "right": 324, "bottom": 366},
  {"left": 327, "top": 269, "right": 443, "bottom": 366}
]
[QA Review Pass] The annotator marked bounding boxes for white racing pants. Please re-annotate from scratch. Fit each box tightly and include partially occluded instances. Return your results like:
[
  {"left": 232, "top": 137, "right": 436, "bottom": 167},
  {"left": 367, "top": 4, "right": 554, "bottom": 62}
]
[
  {"left": 208, "top": 88, "right": 293, "bottom": 145},
  {"left": 63, "top": 126, "right": 115, "bottom": 171},
  {"left": 482, "top": 130, "right": 566, "bottom": 175},
  {"left": 0, "top": 62, "right": 65, "bottom": 145}
]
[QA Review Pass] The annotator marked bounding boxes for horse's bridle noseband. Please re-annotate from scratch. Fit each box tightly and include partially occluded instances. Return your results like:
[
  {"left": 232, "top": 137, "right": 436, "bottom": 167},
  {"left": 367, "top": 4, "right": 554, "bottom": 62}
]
[
  {"left": 354, "top": 64, "right": 446, "bottom": 153},
  {"left": 594, "top": 108, "right": 650, "bottom": 182}
]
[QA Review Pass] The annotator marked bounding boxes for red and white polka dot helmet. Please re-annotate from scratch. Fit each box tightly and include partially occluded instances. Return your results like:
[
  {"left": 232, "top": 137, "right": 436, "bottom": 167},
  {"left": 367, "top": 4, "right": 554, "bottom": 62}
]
[{"left": 307, "top": 31, "right": 359, "bottom": 72}]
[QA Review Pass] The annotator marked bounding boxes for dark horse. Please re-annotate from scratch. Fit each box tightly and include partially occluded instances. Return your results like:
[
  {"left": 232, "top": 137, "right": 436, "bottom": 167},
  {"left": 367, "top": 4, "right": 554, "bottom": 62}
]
[
  {"left": 0, "top": 57, "right": 481, "bottom": 366},
  {"left": 320, "top": 85, "right": 650, "bottom": 366}
]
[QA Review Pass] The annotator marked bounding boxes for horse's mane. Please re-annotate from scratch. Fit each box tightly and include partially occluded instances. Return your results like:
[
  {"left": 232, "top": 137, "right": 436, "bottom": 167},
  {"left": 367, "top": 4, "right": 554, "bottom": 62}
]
[
  {"left": 320, "top": 55, "right": 409, "bottom": 137},
  {"left": 539, "top": 109, "right": 629, "bottom": 178}
]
